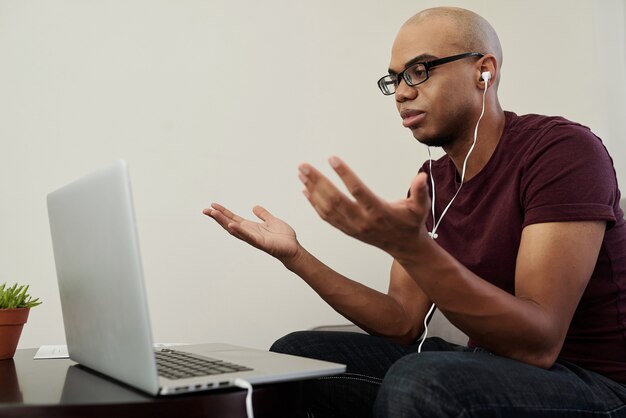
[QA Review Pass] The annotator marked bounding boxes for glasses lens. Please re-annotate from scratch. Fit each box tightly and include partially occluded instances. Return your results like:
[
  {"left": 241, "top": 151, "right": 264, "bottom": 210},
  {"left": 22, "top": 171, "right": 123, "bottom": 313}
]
[
  {"left": 378, "top": 75, "right": 397, "bottom": 95},
  {"left": 404, "top": 63, "right": 427, "bottom": 86}
]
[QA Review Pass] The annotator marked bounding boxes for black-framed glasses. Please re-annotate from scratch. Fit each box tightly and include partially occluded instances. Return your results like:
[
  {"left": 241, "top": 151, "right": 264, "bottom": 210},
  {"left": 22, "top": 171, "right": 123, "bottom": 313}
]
[{"left": 377, "top": 52, "right": 484, "bottom": 95}]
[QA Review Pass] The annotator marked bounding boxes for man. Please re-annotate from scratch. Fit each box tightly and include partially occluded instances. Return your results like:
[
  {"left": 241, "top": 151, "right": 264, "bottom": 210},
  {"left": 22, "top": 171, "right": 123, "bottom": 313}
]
[{"left": 204, "top": 7, "right": 626, "bottom": 417}]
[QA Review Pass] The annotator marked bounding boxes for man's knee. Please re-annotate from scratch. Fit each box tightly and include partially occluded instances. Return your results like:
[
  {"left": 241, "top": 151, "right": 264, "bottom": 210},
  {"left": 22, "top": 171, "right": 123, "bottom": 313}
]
[
  {"left": 374, "top": 352, "right": 472, "bottom": 417},
  {"left": 269, "top": 330, "right": 318, "bottom": 356}
]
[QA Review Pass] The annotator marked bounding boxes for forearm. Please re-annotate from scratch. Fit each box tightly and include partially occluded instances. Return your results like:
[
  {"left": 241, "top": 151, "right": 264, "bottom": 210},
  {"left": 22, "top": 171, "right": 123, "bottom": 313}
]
[
  {"left": 281, "top": 246, "right": 424, "bottom": 343},
  {"left": 394, "top": 241, "right": 561, "bottom": 367},
  {"left": 293, "top": 158, "right": 602, "bottom": 367}
]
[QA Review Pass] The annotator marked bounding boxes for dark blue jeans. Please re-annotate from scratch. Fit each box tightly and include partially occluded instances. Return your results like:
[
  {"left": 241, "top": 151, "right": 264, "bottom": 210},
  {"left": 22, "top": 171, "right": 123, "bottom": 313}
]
[{"left": 270, "top": 331, "right": 626, "bottom": 417}]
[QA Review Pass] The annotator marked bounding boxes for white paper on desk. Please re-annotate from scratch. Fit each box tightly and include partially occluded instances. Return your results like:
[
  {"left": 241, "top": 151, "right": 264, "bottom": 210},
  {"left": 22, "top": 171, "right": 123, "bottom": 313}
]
[
  {"left": 34, "top": 345, "right": 69, "bottom": 359},
  {"left": 34, "top": 342, "right": 190, "bottom": 360}
]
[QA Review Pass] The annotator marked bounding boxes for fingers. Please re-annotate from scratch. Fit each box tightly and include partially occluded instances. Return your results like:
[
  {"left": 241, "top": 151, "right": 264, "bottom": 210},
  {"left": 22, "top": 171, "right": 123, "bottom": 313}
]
[
  {"left": 298, "top": 162, "right": 362, "bottom": 226},
  {"left": 202, "top": 203, "right": 243, "bottom": 233},
  {"left": 203, "top": 204, "right": 263, "bottom": 246},
  {"left": 208, "top": 203, "right": 245, "bottom": 223},
  {"left": 408, "top": 172, "right": 430, "bottom": 211},
  {"left": 225, "top": 221, "right": 258, "bottom": 244},
  {"left": 252, "top": 205, "right": 273, "bottom": 222},
  {"left": 327, "top": 156, "right": 381, "bottom": 212}
]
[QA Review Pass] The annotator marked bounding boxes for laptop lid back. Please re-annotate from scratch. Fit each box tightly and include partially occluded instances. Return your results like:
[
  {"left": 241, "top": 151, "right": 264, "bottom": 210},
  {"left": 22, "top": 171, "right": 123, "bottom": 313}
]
[{"left": 47, "top": 160, "right": 160, "bottom": 395}]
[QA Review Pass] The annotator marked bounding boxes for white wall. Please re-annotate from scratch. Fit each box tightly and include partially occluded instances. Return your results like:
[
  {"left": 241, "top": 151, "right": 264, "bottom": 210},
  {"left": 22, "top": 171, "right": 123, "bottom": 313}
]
[{"left": 1, "top": 0, "right": 624, "bottom": 350}]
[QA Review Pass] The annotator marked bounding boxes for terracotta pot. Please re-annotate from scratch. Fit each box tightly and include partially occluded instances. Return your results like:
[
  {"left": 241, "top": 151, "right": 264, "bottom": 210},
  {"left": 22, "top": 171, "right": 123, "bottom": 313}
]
[{"left": 0, "top": 308, "right": 30, "bottom": 360}]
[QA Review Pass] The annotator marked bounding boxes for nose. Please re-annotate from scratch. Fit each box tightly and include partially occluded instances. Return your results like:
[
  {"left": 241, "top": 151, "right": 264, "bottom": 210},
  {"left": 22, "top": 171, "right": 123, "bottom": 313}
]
[{"left": 395, "top": 78, "right": 418, "bottom": 103}]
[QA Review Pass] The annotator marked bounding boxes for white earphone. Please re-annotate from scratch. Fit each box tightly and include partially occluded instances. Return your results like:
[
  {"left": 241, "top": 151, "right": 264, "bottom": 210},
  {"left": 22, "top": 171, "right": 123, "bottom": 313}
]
[{"left": 481, "top": 71, "right": 491, "bottom": 82}]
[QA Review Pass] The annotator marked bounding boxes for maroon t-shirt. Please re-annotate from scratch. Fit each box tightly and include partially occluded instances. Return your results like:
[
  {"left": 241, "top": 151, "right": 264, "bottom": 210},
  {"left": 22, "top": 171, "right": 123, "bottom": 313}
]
[{"left": 421, "top": 111, "right": 626, "bottom": 382}]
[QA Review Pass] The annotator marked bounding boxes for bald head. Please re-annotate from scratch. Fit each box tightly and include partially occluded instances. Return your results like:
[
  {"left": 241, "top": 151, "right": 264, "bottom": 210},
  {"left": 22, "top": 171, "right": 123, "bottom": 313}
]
[{"left": 403, "top": 7, "right": 503, "bottom": 67}]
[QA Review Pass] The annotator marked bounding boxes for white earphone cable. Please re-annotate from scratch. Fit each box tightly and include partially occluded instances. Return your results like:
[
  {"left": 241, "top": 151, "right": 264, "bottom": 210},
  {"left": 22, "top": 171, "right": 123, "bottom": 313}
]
[
  {"left": 429, "top": 78, "right": 489, "bottom": 239},
  {"left": 420, "top": 75, "right": 490, "bottom": 352},
  {"left": 417, "top": 302, "right": 437, "bottom": 353}
]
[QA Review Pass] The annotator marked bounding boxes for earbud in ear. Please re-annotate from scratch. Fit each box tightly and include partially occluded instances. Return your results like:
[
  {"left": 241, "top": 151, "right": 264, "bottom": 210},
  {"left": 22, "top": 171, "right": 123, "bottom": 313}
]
[{"left": 481, "top": 71, "right": 492, "bottom": 82}]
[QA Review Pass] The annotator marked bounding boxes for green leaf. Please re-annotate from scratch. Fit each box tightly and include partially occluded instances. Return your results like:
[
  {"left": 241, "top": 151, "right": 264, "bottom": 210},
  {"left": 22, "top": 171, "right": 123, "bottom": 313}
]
[{"left": 0, "top": 282, "right": 42, "bottom": 309}]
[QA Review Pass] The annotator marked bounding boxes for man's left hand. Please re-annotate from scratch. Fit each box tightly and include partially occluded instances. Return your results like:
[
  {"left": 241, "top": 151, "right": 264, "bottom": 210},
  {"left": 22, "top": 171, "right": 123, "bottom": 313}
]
[{"left": 298, "top": 156, "right": 432, "bottom": 256}]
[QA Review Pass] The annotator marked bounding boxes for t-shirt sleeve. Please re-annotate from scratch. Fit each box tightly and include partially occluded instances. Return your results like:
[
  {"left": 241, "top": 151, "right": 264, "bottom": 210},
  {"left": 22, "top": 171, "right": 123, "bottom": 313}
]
[{"left": 520, "top": 122, "right": 618, "bottom": 228}]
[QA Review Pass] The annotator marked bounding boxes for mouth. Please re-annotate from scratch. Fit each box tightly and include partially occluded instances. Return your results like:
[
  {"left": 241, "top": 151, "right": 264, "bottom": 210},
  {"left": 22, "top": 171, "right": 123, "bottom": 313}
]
[{"left": 400, "top": 109, "right": 425, "bottom": 128}]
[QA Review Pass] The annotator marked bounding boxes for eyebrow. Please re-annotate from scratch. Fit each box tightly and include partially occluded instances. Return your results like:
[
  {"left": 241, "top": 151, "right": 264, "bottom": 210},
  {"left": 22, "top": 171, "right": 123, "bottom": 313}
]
[{"left": 388, "top": 53, "right": 438, "bottom": 75}]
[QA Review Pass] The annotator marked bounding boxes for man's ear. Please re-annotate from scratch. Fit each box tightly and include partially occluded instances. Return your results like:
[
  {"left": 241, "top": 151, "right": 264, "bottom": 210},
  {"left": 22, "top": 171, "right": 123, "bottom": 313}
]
[{"left": 476, "top": 54, "right": 497, "bottom": 88}]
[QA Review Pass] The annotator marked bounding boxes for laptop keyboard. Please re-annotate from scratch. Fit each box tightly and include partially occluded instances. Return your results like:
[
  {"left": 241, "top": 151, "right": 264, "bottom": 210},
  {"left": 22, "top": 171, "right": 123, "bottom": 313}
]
[{"left": 155, "top": 349, "right": 253, "bottom": 380}]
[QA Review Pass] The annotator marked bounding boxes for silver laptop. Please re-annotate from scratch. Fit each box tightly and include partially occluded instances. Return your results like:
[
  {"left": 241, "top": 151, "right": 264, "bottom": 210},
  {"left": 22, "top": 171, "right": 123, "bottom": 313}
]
[{"left": 47, "top": 160, "right": 345, "bottom": 396}]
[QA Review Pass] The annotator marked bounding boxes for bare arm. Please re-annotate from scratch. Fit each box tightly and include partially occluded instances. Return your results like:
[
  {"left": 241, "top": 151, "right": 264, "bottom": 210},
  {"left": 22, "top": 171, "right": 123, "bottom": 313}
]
[
  {"left": 298, "top": 156, "right": 605, "bottom": 368},
  {"left": 284, "top": 249, "right": 432, "bottom": 343},
  {"left": 204, "top": 204, "right": 431, "bottom": 343},
  {"left": 395, "top": 220, "right": 604, "bottom": 368}
]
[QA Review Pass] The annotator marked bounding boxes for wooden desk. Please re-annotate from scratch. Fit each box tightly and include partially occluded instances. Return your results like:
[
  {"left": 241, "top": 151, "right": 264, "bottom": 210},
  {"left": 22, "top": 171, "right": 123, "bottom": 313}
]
[{"left": 0, "top": 349, "right": 303, "bottom": 418}]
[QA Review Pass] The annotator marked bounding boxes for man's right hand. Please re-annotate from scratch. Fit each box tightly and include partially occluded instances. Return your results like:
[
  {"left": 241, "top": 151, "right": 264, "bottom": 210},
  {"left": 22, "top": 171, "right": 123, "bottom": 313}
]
[
  {"left": 204, "top": 203, "right": 433, "bottom": 344},
  {"left": 203, "top": 203, "right": 300, "bottom": 262}
]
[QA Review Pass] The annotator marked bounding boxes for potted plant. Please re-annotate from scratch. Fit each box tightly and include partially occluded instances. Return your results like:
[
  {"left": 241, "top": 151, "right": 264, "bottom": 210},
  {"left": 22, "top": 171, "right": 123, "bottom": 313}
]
[{"left": 0, "top": 283, "right": 42, "bottom": 360}]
